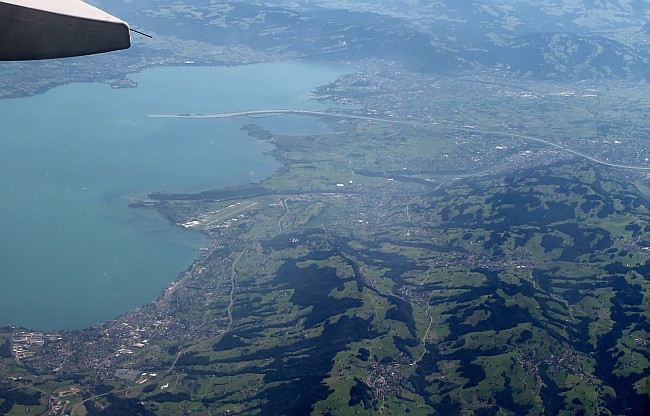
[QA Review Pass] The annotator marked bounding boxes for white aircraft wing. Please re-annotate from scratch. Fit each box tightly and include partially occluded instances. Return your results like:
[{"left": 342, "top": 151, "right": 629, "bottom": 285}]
[{"left": 0, "top": 0, "right": 130, "bottom": 60}]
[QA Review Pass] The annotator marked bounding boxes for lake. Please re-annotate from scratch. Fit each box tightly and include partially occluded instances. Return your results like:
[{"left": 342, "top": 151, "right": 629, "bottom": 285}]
[{"left": 0, "top": 61, "right": 350, "bottom": 330}]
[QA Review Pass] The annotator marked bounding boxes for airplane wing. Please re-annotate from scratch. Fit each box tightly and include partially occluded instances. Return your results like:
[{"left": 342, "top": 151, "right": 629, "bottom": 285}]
[{"left": 0, "top": 0, "right": 130, "bottom": 60}]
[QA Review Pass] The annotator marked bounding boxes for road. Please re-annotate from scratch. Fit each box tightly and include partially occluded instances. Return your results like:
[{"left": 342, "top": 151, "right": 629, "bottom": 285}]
[
  {"left": 226, "top": 249, "right": 246, "bottom": 331},
  {"left": 149, "top": 109, "right": 650, "bottom": 171},
  {"left": 276, "top": 198, "right": 290, "bottom": 233}
]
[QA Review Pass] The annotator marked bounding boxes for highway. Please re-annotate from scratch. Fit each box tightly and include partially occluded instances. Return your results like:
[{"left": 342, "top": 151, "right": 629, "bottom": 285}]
[{"left": 149, "top": 109, "right": 650, "bottom": 171}]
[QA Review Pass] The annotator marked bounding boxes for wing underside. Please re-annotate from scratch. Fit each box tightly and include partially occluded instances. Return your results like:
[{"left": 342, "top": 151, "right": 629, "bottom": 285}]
[{"left": 0, "top": 0, "right": 130, "bottom": 60}]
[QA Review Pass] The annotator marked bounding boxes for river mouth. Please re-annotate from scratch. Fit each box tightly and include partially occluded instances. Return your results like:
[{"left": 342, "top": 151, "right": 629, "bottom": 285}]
[{"left": 0, "top": 61, "right": 352, "bottom": 330}]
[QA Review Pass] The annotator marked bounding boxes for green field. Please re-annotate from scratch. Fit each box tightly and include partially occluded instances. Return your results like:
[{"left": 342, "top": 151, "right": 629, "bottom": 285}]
[{"left": 3, "top": 1, "right": 650, "bottom": 412}]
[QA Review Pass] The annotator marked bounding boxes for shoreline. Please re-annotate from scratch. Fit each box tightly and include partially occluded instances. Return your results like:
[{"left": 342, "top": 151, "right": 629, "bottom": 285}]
[{"left": 1, "top": 63, "right": 349, "bottom": 334}]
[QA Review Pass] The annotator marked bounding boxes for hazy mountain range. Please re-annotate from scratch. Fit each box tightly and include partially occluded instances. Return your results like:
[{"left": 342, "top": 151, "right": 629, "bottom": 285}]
[{"left": 109, "top": 0, "right": 650, "bottom": 80}]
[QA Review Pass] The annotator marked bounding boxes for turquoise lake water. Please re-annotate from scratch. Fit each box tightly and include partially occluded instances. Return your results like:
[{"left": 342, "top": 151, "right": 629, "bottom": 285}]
[{"left": 0, "top": 61, "right": 349, "bottom": 330}]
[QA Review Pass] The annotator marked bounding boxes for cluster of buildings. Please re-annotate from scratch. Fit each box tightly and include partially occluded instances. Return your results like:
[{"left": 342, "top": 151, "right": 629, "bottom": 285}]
[{"left": 11, "top": 331, "right": 61, "bottom": 361}]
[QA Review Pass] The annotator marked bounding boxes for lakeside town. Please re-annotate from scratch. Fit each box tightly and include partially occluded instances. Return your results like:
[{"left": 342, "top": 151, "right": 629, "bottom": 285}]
[{"left": 2, "top": 2, "right": 650, "bottom": 410}]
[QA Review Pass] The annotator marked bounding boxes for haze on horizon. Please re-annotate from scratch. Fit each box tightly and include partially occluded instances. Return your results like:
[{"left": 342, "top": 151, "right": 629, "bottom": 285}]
[{"left": 0, "top": 1, "right": 648, "bottom": 415}]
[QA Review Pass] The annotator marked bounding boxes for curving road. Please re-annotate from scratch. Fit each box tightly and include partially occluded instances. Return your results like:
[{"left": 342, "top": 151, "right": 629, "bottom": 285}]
[{"left": 149, "top": 109, "right": 650, "bottom": 171}]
